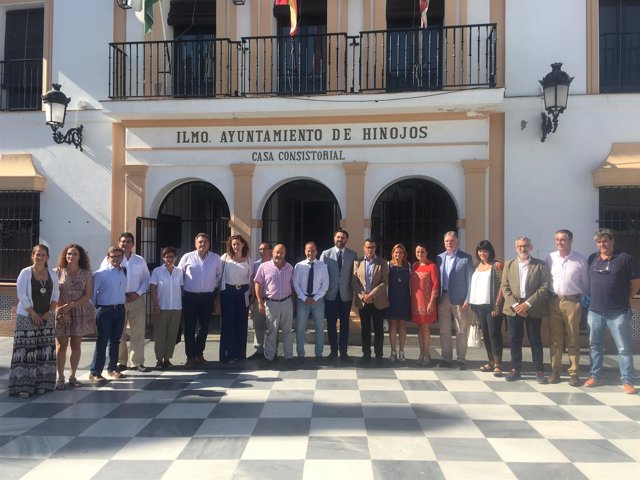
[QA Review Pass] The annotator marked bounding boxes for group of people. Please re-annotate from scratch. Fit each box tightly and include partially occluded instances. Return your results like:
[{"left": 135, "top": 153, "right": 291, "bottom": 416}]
[{"left": 7, "top": 226, "right": 638, "bottom": 398}]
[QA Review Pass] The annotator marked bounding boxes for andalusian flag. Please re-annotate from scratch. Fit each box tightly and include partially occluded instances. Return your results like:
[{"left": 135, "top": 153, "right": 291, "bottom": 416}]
[
  {"left": 275, "top": 0, "right": 298, "bottom": 37},
  {"left": 420, "top": 0, "right": 429, "bottom": 28},
  {"left": 144, "top": 0, "right": 158, "bottom": 34}
]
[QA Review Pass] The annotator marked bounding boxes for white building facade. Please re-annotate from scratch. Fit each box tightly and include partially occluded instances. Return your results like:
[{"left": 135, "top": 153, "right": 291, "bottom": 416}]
[{"left": 1, "top": 1, "right": 638, "bottom": 329}]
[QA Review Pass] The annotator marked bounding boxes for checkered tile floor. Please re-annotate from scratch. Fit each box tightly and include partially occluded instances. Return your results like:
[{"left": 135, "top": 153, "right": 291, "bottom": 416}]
[{"left": 0, "top": 338, "right": 639, "bottom": 480}]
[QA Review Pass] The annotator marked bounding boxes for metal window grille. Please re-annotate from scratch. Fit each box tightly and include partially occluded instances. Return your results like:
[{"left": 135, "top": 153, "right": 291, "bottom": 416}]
[
  {"left": 598, "top": 186, "right": 640, "bottom": 264},
  {"left": 0, "top": 191, "right": 40, "bottom": 281}
]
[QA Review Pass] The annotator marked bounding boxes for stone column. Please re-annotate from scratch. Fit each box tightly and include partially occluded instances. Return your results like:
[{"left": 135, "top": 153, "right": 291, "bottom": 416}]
[
  {"left": 343, "top": 162, "right": 368, "bottom": 251},
  {"left": 230, "top": 163, "right": 256, "bottom": 245},
  {"left": 123, "top": 164, "right": 149, "bottom": 237},
  {"left": 462, "top": 159, "right": 489, "bottom": 252}
]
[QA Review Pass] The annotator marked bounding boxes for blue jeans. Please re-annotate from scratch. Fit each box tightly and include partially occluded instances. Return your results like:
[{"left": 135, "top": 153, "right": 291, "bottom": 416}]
[
  {"left": 325, "top": 298, "right": 352, "bottom": 355},
  {"left": 90, "top": 305, "right": 126, "bottom": 375},
  {"left": 587, "top": 309, "right": 635, "bottom": 384},
  {"left": 296, "top": 298, "right": 325, "bottom": 357}
]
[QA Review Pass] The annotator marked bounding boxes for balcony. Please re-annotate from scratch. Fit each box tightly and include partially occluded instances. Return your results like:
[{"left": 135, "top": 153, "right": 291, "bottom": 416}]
[
  {"left": 108, "top": 23, "right": 497, "bottom": 100},
  {"left": 0, "top": 59, "right": 42, "bottom": 111},
  {"left": 600, "top": 31, "right": 640, "bottom": 93}
]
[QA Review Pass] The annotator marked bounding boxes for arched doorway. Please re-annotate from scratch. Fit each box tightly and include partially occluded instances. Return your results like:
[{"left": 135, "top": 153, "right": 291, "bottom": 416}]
[
  {"left": 261, "top": 180, "right": 341, "bottom": 263},
  {"left": 137, "top": 181, "right": 230, "bottom": 268},
  {"left": 371, "top": 178, "right": 457, "bottom": 260}
]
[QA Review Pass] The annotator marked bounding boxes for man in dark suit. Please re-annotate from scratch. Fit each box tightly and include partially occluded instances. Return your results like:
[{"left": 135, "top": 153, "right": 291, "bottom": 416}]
[
  {"left": 352, "top": 238, "right": 389, "bottom": 364},
  {"left": 320, "top": 229, "right": 358, "bottom": 362},
  {"left": 501, "top": 236, "right": 550, "bottom": 383},
  {"left": 436, "top": 231, "right": 474, "bottom": 369}
]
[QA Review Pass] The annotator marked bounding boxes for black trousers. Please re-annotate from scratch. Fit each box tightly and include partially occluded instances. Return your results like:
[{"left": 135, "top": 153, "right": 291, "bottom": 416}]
[
  {"left": 359, "top": 303, "right": 384, "bottom": 357},
  {"left": 508, "top": 314, "right": 543, "bottom": 372},
  {"left": 182, "top": 291, "right": 216, "bottom": 359}
]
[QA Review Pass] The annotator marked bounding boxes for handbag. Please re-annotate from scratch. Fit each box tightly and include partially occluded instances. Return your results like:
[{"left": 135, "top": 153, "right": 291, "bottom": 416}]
[{"left": 467, "top": 323, "right": 482, "bottom": 348}]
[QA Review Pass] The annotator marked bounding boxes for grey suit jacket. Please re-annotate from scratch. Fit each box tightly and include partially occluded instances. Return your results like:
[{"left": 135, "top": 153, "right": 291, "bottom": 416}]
[{"left": 320, "top": 246, "right": 357, "bottom": 302}]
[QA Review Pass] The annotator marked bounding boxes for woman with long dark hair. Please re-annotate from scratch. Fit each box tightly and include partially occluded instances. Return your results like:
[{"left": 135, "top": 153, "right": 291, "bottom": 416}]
[
  {"left": 469, "top": 240, "right": 504, "bottom": 376},
  {"left": 54, "top": 244, "right": 95, "bottom": 388}
]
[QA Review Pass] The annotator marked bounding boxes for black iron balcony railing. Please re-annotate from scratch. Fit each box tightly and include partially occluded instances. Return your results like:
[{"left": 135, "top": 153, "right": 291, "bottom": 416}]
[
  {"left": 108, "top": 23, "right": 497, "bottom": 99},
  {"left": 360, "top": 24, "right": 497, "bottom": 92},
  {"left": 0, "top": 59, "right": 43, "bottom": 111},
  {"left": 600, "top": 32, "right": 640, "bottom": 93},
  {"left": 109, "top": 38, "right": 239, "bottom": 98},
  {"left": 240, "top": 32, "right": 350, "bottom": 95}
]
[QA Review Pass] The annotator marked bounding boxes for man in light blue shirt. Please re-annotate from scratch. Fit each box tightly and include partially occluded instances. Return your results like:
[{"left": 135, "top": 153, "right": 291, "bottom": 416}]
[
  {"left": 90, "top": 246, "right": 127, "bottom": 384},
  {"left": 293, "top": 242, "right": 329, "bottom": 360}
]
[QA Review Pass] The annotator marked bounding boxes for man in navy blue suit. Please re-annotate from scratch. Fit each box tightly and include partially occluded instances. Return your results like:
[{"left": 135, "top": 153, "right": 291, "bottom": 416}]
[{"left": 436, "top": 231, "right": 474, "bottom": 369}]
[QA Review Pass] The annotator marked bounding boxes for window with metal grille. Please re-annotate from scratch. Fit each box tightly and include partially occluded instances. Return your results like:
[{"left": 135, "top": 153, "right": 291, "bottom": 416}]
[
  {"left": 598, "top": 186, "right": 640, "bottom": 264},
  {"left": 0, "top": 191, "right": 40, "bottom": 281}
]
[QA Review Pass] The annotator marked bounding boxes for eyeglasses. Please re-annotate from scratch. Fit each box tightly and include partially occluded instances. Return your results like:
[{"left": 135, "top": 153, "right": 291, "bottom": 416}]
[{"left": 593, "top": 260, "right": 610, "bottom": 274}]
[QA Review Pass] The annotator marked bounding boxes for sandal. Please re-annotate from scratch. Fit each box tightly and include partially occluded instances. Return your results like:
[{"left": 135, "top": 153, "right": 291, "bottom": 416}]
[
  {"left": 493, "top": 366, "right": 503, "bottom": 377},
  {"left": 56, "top": 378, "right": 66, "bottom": 391},
  {"left": 68, "top": 377, "right": 83, "bottom": 387},
  {"left": 480, "top": 363, "right": 493, "bottom": 372}
]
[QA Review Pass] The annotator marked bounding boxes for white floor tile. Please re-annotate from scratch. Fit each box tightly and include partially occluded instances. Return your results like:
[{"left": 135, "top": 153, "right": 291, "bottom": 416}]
[{"left": 488, "top": 438, "right": 570, "bottom": 462}]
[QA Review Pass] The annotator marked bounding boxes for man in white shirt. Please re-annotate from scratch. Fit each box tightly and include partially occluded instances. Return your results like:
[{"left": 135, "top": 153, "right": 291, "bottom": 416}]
[
  {"left": 177, "top": 233, "right": 223, "bottom": 368},
  {"left": 101, "top": 232, "right": 151, "bottom": 373},
  {"left": 545, "top": 229, "right": 589, "bottom": 386},
  {"left": 293, "top": 242, "right": 329, "bottom": 360}
]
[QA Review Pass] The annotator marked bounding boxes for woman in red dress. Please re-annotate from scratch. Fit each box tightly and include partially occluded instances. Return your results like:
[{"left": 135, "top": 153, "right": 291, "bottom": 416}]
[{"left": 411, "top": 244, "right": 439, "bottom": 366}]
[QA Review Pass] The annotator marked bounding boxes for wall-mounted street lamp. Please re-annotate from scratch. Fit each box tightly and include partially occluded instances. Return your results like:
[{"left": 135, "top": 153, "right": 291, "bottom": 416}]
[
  {"left": 116, "top": 0, "right": 132, "bottom": 9},
  {"left": 42, "top": 84, "right": 84, "bottom": 151},
  {"left": 539, "top": 62, "right": 574, "bottom": 142}
]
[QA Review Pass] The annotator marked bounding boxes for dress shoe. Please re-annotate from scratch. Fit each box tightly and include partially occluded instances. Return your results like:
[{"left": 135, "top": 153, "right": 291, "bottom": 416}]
[
  {"left": 584, "top": 376, "right": 599, "bottom": 388},
  {"left": 505, "top": 369, "right": 521, "bottom": 382},
  {"left": 247, "top": 351, "right": 264, "bottom": 360},
  {"left": 314, "top": 356, "right": 324, "bottom": 364},
  {"left": 340, "top": 354, "right": 353, "bottom": 363},
  {"left": 456, "top": 361, "right": 466, "bottom": 371},
  {"left": 358, "top": 355, "right": 372, "bottom": 366},
  {"left": 133, "top": 365, "right": 151, "bottom": 373},
  {"left": 568, "top": 375, "right": 580, "bottom": 387},
  {"left": 327, "top": 350, "right": 339, "bottom": 361},
  {"left": 156, "top": 360, "right": 164, "bottom": 369},
  {"left": 116, "top": 363, "right": 127, "bottom": 372},
  {"left": 438, "top": 359, "right": 452, "bottom": 369},
  {"left": 536, "top": 371, "right": 549, "bottom": 384},
  {"left": 623, "top": 383, "right": 637, "bottom": 395},
  {"left": 163, "top": 360, "right": 173, "bottom": 369},
  {"left": 196, "top": 355, "right": 208, "bottom": 366},
  {"left": 375, "top": 356, "right": 384, "bottom": 366},
  {"left": 184, "top": 358, "right": 196, "bottom": 369},
  {"left": 107, "top": 370, "right": 125, "bottom": 379},
  {"left": 548, "top": 371, "right": 561, "bottom": 384},
  {"left": 89, "top": 373, "right": 107, "bottom": 384}
]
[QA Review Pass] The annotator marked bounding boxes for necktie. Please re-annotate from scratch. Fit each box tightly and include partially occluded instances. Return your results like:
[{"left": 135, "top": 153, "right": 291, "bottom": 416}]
[
  {"left": 307, "top": 262, "right": 314, "bottom": 296},
  {"left": 337, "top": 250, "right": 343, "bottom": 270}
]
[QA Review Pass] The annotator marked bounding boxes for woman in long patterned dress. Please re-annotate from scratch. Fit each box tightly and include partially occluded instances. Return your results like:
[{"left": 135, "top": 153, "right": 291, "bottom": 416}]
[
  {"left": 411, "top": 244, "right": 439, "bottom": 366},
  {"left": 54, "top": 244, "right": 95, "bottom": 389},
  {"left": 386, "top": 244, "right": 411, "bottom": 362},
  {"left": 9, "top": 244, "right": 60, "bottom": 398}
]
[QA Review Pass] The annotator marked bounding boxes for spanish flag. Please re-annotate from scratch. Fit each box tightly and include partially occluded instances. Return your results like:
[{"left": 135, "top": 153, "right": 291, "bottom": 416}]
[
  {"left": 275, "top": 0, "right": 298, "bottom": 37},
  {"left": 420, "top": 0, "right": 429, "bottom": 29}
]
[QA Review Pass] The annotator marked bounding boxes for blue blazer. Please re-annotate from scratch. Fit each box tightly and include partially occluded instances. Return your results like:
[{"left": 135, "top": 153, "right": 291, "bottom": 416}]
[
  {"left": 320, "top": 246, "right": 357, "bottom": 302},
  {"left": 436, "top": 249, "right": 474, "bottom": 305}
]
